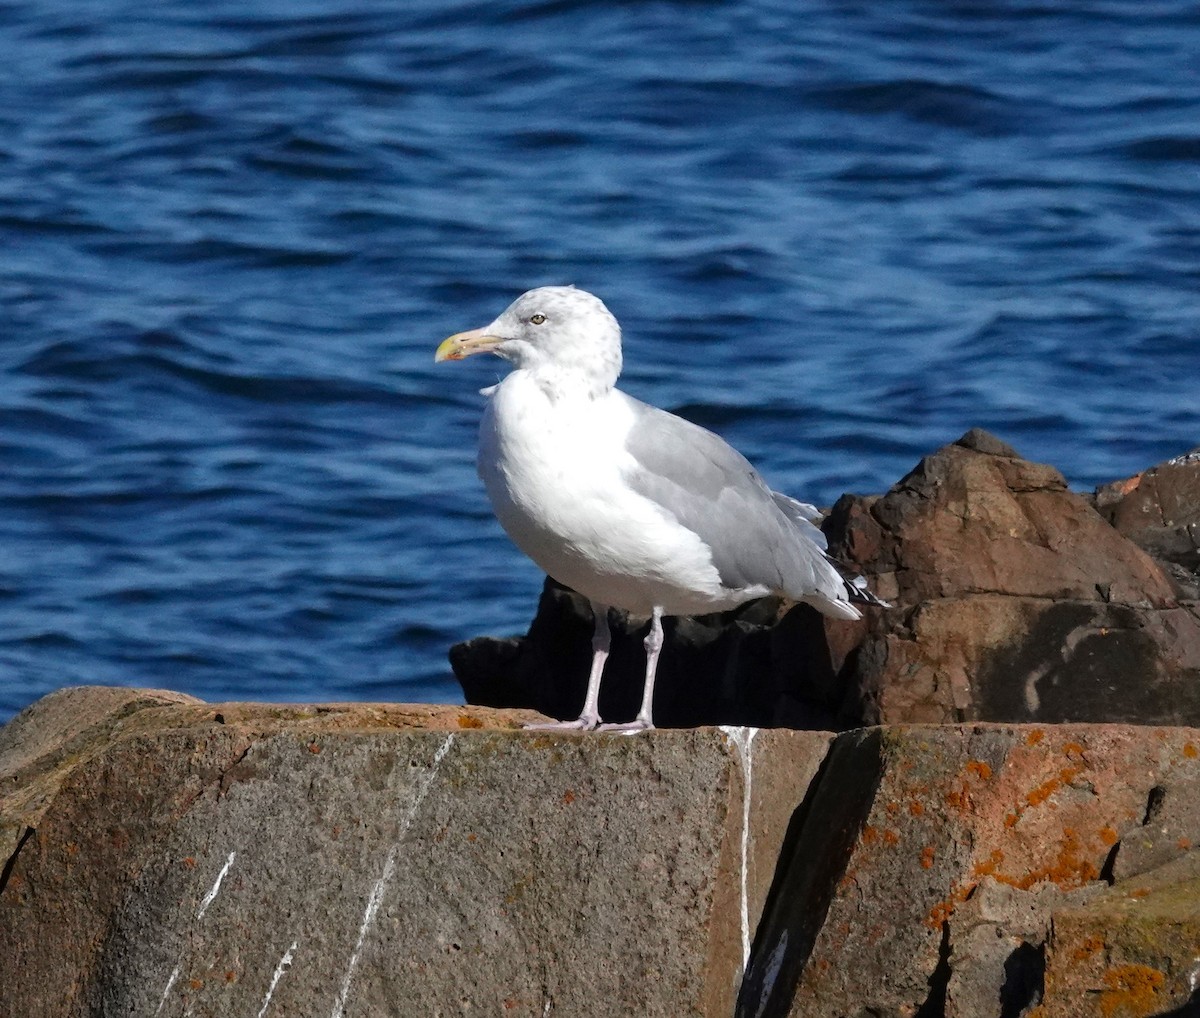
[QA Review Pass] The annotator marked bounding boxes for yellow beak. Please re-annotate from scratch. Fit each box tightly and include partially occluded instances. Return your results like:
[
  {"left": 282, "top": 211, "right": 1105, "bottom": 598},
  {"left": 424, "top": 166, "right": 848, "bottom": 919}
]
[{"left": 434, "top": 327, "right": 504, "bottom": 362}]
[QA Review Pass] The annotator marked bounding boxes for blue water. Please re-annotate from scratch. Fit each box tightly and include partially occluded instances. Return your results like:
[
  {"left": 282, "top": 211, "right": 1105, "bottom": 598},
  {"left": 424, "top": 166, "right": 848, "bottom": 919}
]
[{"left": 2, "top": 1, "right": 1199, "bottom": 722}]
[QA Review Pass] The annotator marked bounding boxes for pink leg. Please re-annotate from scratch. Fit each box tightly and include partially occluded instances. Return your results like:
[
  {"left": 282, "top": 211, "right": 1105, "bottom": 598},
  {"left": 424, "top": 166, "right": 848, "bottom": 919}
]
[
  {"left": 598, "top": 606, "right": 661, "bottom": 734},
  {"left": 525, "top": 602, "right": 609, "bottom": 731}
]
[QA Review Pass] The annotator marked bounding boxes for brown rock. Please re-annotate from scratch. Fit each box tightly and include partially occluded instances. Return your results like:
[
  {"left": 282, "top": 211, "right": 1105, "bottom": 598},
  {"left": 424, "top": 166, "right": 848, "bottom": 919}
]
[
  {"left": 828, "top": 430, "right": 1200, "bottom": 726},
  {"left": 1095, "top": 447, "right": 1200, "bottom": 599},
  {"left": 0, "top": 687, "right": 829, "bottom": 1018}
]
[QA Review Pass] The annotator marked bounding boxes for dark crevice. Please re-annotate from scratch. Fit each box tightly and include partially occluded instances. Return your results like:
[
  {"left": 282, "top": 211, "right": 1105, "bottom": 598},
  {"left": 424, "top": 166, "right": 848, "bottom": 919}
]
[
  {"left": 913, "top": 921, "right": 951, "bottom": 1018},
  {"left": 0, "top": 826, "right": 36, "bottom": 897},
  {"left": 1099, "top": 840, "right": 1121, "bottom": 884},
  {"left": 998, "top": 941, "right": 1045, "bottom": 1018},
  {"left": 735, "top": 729, "right": 884, "bottom": 1018},
  {"left": 216, "top": 741, "right": 254, "bottom": 797},
  {"left": 1144, "top": 785, "right": 1167, "bottom": 825}
]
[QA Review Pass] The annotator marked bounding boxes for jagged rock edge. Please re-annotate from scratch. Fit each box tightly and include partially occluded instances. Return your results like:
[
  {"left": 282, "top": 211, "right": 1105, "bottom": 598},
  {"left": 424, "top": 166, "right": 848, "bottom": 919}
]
[{"left": 735, "top": 728, "right": 885, "bottom": 1018}]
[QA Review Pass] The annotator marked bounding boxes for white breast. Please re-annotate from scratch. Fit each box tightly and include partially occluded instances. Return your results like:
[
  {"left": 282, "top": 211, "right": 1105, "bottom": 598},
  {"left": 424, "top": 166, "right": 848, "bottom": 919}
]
[{"left": 477, "top": 372, "right": 735, "bottom": 615}]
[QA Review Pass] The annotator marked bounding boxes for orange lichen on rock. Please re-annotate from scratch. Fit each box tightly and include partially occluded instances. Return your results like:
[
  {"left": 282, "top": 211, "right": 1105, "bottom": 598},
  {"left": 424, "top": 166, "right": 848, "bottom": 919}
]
[
  {"left": 945, "top": 782, "right": 974, "bottom": 813},
  {"left": 979, "top": 829, "right": 1102, "bottom": 891},
  {"left": 1025, "top": 776, "right": 1061, "bottom": 808},
  {"left": 972, "top": 849, "right": 1005, "bottom": 878},
  {"left": 1062, "top": 741, "right": 1086, "bottom": 759},
  {"left": 927, "top": 898, "right": 956, "bottom": 928},
  {"left": 1026, "top": 729, "right": 1045, "bottom": 746},
  {"left": 1070, "top": 934, "right": 1106, "bottom": 962},
  {"left": 1098, "top": 964, "right": 1165, "bottom": 1018},
  {"left": 966, "top": 759, "right": 993, "bottom": 781},
  {"left": 909, "top": 799, "right": 924, "bottom": 816},
  {"left": 1099, "top": 826, "right": 1119, "bottom": 847},
  {"left": 456, "top": 715, "right": 485, "bottom": 729},
  {"left": 925, "top": 882, "right": 975, "bottom": 928},
  {"left": 1184, "top": 742, "right": 1198, "bottom": 759},
  {"left": 1025, "top": 767, "right": 1082, "bottom": 809},
  {"left": 920, "top": 846, "right": 936, "bottom": 870}
]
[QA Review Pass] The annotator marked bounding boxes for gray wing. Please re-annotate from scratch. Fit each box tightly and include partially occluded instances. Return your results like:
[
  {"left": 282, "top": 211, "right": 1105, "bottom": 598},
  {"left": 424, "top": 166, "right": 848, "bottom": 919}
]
[
  {"left": 618, "top": 392, "right": 839, "bottom": 600},
  {"left": 770, "top": 492, "right": 828, "bottom": 551}
]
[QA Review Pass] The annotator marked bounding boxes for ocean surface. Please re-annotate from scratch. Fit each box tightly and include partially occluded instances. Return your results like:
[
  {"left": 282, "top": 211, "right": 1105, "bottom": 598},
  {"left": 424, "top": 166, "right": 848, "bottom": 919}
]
[{"left": 2, "top": 0, "right": 1198, "bottom": 722}]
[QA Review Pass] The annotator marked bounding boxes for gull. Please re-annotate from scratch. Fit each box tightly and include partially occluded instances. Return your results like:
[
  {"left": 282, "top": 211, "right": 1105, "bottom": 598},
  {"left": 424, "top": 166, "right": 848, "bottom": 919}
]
[{"left": 436, "top": 286, "right": 884, "bottom": 732}]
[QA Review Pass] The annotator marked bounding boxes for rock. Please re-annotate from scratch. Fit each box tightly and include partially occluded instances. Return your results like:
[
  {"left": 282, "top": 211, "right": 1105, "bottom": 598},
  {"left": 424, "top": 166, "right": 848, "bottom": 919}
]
[
  {"left": 13, "top": 688, "right": 1200, "bottom": 1017},
  {"left": 826, "top": 430, "right": 1200, "bottom": 726},
  {"left": 737, "top": 723, "right": 1200, "bottom": 1018},
  {"left": 1041, "top": 850, "right": 1200, "bottom": 1017},
  {"left": 0, "top": 684, "right": 203, "bottom": 860},
  {"left": 452, "top": 578, "right": 857, "bottom": 729},
  {"left": 1095, "top": 447, "right": 1200, "bottom": 599},
  {"left": 0, "top": 687, "right": 830, "bottom": 1018}
]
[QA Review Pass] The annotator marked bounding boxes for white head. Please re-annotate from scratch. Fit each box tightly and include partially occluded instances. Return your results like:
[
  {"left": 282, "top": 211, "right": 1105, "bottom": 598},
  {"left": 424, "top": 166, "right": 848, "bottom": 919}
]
[{"left": 436, "top": 286, "right": 623, "bottom": 395}]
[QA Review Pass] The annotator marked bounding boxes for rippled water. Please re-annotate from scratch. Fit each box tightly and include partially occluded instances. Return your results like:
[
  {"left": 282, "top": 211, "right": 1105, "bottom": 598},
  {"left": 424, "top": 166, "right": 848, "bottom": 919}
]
[{"left": 3, "top": 0, "right": 1199, "bottom": 721}]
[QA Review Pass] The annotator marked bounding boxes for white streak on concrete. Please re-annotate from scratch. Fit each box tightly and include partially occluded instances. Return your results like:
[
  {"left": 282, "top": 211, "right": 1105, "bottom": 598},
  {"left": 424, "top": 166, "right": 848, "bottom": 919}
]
[
  {"left": 196, "top": 850, "right": 236, "bottom": 919},
  {"left": 256, "top": 940, "right": 298, "bottom": 1018},
  {"left": 720, "top": 725, "right": 759, "bottom": 969},
  {"left": 154, "top": 964, "right": 180, "bottom": 1016},
  {"left": 329, "top": 733, "right": 455, "bottom": 1018}
]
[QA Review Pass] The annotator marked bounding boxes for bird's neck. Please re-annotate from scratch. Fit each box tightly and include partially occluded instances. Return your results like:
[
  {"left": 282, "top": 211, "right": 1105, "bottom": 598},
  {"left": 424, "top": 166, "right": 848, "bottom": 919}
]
[{"left": 518, "top": 364, "right": 617, "bottom": 403}]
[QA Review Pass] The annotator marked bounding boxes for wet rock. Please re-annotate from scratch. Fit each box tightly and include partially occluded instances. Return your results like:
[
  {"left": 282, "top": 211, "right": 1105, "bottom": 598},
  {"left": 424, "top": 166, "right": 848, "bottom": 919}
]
[{"left": 0, "top": 687, "right": 829, "bottom": 1018}]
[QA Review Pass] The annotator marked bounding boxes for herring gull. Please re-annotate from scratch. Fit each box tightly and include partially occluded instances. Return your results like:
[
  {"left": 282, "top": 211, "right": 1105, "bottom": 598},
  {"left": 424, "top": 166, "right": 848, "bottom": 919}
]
[{"left": 436, "top": 286, "right": 886, "bottom": 732}]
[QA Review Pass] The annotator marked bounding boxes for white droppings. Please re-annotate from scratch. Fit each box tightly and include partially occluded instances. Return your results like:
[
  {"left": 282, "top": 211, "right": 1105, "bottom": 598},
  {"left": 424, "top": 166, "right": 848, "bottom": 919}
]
[
  {"left": 154, "top": 964, "right": 180, "bottom": 1016},
  {"left": 256, "top": 940, "right": 298, "bottom": 1018},
  {"left": 329, "top": 733, "right": 455, "bottom": 1018},
  {"left": 196, "top": 850, "right": 236, "bottom": 920},
  {"left": 720, "top": 725, "right": 759, "bottom": 970}
]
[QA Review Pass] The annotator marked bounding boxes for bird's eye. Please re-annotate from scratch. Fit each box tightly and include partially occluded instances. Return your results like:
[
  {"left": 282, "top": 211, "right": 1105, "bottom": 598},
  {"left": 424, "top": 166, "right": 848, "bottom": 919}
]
[{"left": 530, "top": 313, "right": 546, "bottom": 325}]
